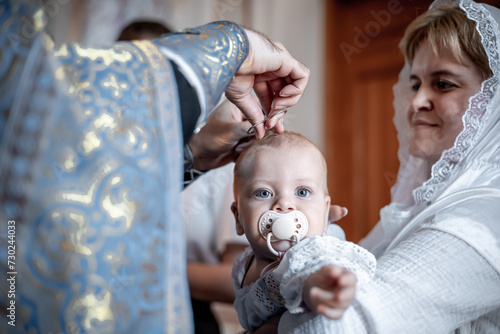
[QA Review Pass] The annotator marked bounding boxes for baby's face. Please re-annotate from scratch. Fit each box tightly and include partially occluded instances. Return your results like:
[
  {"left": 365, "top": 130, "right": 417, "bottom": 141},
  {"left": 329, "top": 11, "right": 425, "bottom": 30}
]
[{"left": 232, "top": 144, "right": 330, "bottom": 260}]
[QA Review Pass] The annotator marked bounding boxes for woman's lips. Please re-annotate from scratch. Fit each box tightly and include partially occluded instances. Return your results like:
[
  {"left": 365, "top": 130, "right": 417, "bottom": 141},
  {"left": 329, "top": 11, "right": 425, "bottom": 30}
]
[{"left": 411, "top": 118, "right": 437, "bottom": 127}]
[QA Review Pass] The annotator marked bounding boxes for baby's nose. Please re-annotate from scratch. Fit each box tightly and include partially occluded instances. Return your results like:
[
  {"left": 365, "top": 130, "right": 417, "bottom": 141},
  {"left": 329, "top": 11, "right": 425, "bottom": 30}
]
[{"left": 271, "top": 195, "right": 295, "bottom": 212}]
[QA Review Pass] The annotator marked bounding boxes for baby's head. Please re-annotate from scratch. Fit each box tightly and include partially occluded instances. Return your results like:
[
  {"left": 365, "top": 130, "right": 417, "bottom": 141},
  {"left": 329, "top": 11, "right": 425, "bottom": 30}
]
[{"left": 231, "top": 130, "right": 331, "bottom": 260}]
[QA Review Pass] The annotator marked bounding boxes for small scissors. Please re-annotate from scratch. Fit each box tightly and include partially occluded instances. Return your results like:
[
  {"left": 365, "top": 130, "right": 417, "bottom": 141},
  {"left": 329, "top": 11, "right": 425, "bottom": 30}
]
[{"left": 247, "top": 109, "right": 288, "bottom": 135}]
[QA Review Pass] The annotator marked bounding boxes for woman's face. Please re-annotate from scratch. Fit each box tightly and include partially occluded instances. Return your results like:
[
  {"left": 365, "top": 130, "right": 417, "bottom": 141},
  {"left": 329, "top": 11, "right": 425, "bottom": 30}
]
[{"left": 408, "top": 40, "right": 484, "bottom": 164}]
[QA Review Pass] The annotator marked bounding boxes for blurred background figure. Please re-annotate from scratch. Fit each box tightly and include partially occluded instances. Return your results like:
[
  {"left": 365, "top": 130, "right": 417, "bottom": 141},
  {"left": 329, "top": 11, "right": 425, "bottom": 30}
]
[
  {"left": 183, "top": 163, "right": 248, "bottom": 334},
  {"left": 117, "top": 20, "right": 173, "bottom": 41}
]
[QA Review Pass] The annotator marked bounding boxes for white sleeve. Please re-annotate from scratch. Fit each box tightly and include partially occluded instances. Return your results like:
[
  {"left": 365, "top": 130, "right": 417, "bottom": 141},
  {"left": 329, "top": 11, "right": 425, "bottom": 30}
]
[
  {"left": 273, "top": 236, "right": 376, "bottom": 313},
  {"left": 278, "top": 229, "right": 500, "bottom": 333},
  {"left": 183, "top": 163, "right": 247, "bottom": 263},
  {"left": 232, "top": 248, "right": 285, "bottom": 332}
]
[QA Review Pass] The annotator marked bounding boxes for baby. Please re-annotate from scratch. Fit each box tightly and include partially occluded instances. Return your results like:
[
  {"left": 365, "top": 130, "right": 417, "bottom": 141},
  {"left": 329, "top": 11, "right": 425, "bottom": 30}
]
[{"left": 231, "top": 130, "right": 376, "bottom": 332}]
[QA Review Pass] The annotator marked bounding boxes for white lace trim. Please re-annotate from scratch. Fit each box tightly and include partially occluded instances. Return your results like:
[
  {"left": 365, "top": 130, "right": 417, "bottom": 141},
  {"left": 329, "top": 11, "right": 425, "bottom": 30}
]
[
  {"left": 232, "top": 238, "right": 377, "bottom": 329},
  {"left": 413, "top": 0, "right": 500, "bottom": 204},
  {"left": 232, "top": 248, "right": 286, "bottom": 331},
  {"left": 277, "top": 236, "right": 376, "bottom": 313}
]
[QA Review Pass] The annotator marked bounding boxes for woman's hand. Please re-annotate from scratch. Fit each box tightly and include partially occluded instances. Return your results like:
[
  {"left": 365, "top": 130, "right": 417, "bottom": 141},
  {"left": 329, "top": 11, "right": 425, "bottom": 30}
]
[
  {"left": 225, "top": 29, "right": 310, "bottom": 139},
  {"left": 329, "top": 205, "right": 348, "bottom": 223}
]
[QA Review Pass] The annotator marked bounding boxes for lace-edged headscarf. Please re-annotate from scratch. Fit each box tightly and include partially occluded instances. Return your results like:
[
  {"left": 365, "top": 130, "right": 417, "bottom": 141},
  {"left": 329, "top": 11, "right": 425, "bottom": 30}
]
[{"left": 361, "top": 0, "right": 500, "bottom": 273}]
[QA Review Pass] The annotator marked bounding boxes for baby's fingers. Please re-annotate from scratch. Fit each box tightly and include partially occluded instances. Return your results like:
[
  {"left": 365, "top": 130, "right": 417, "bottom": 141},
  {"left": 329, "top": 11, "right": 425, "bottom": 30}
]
[
  {"left": 332, "top": 284, "right": 356, "bottom": 310},
  {"left": 313, "top": 284, "right": 354, "bottom": 307},
  {"left": 308, "top": 277, "right": 356, "bottom": 319},
  {"left": 313, "top": 288, "right": 354, "bottom": 320},
  {"left": 337, "top": 268, "right": 358, "bottom": 288},
  {"left": 316, "top": 305, "right": 347, "bottom": 320}
]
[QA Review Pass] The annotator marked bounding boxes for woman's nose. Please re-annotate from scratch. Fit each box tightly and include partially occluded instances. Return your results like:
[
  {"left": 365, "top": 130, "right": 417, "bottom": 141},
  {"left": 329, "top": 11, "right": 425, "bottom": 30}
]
[
  {"left": 271, "top": 195, "right": 295, "bottom": 212},
  {"left": 411, "top": 86, "right": 433, "bottom": 112}
]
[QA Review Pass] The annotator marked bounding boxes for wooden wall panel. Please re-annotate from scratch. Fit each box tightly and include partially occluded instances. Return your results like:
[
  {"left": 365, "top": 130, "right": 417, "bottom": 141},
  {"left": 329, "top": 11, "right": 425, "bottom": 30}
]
[{"left": 325, "top": 0, "right": 424, "bottom": 242}]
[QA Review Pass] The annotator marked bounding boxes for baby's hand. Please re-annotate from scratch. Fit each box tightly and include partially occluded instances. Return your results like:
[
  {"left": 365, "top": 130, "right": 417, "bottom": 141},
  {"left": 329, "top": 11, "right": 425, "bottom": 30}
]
[{"left": 303, "top": 265, "right": 356, "bottom": 320}]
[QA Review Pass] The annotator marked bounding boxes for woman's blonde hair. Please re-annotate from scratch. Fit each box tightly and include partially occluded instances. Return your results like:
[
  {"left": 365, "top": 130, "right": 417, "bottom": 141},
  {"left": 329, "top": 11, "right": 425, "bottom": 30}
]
[{"left": 399, "top": 3, "right": 492, "bottom": 79}]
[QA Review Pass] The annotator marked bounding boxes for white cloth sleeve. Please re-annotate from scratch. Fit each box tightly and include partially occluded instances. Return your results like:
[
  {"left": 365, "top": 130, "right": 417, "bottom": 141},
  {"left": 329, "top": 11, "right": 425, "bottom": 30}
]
[
  {"left": 278, "top": 229, "right": 500, "bottom": 333},
  {"left": 273, "top": 236, "right": 376, "bottom": 313},
  {"left": 232, "top": 248, "right": 286, "bottom": 332}
]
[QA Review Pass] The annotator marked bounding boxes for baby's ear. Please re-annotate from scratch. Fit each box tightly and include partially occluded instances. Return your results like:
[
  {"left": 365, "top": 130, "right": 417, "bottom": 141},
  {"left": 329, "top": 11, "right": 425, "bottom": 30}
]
[
  {"left": 324, "top": 195, "right": 331, "bottom": 232},
  {"left": 231, "top": 202, "right": 245, "bottom": 235}
]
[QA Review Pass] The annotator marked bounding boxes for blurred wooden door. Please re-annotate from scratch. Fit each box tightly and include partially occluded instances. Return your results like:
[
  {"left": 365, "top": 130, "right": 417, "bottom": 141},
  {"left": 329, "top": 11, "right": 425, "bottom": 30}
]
[
  {"left": 325, "top": 0, "right": 500, "bottom": 243},
  {"left": 324, "top": 0, "right": 434, "bottom": 243}
]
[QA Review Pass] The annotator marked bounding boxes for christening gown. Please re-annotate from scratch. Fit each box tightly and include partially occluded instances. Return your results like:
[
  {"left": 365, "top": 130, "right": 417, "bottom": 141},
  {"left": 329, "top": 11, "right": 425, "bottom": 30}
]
[
  {"left": 0, "top": 1, "right": 248, "bottom": 333},
  {"left": 232, "top": 235, "right": 376, "bottom": 332}
]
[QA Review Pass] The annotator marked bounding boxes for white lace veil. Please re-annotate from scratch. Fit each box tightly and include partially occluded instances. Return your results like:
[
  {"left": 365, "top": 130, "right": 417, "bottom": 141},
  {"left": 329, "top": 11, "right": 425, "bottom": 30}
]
[{"left": 361, "top": 0, "right": 500, "bottom": 274}]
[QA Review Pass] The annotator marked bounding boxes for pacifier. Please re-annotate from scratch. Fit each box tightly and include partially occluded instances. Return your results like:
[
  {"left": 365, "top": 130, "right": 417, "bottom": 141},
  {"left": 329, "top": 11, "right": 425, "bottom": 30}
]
[{"left": 258, "top": 210, "right": 309, "bottom": 256}]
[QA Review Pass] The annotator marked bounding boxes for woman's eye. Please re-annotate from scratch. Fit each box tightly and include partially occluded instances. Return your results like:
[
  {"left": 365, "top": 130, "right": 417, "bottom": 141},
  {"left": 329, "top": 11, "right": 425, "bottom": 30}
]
[
  {"left": 411, "top": 83, "right": 420, "bottom": 92},
  {"left": 295, "top": 188, "right": 310, "bottom": 198},
  {"left": 255, "top": 189, "right": 272, "bottom": 198},
  {"left": 437, "top": 81, "right": 455, "bottom": 89}
]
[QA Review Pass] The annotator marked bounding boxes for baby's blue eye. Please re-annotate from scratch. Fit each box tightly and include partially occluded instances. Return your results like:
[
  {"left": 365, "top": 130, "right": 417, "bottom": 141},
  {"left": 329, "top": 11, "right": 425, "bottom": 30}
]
[
  {"left": 296, "top": 188, "right": 310, "bottom": 198},
  {"left": 255, "top": 189, "right": 272, "bottom": 198}
]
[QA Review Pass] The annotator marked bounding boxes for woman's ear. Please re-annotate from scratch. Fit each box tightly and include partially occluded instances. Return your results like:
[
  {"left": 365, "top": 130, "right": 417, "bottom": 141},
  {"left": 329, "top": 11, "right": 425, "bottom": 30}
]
[{"left": 231, "top": 202, "right": 245, "bottom": 236}]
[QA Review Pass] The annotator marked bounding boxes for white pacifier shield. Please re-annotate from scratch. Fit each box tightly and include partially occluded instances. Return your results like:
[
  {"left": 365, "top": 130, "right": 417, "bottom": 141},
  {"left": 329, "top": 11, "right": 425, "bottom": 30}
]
[{"left": 259, "top": 210, "right": 308, "bottom": 242}]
